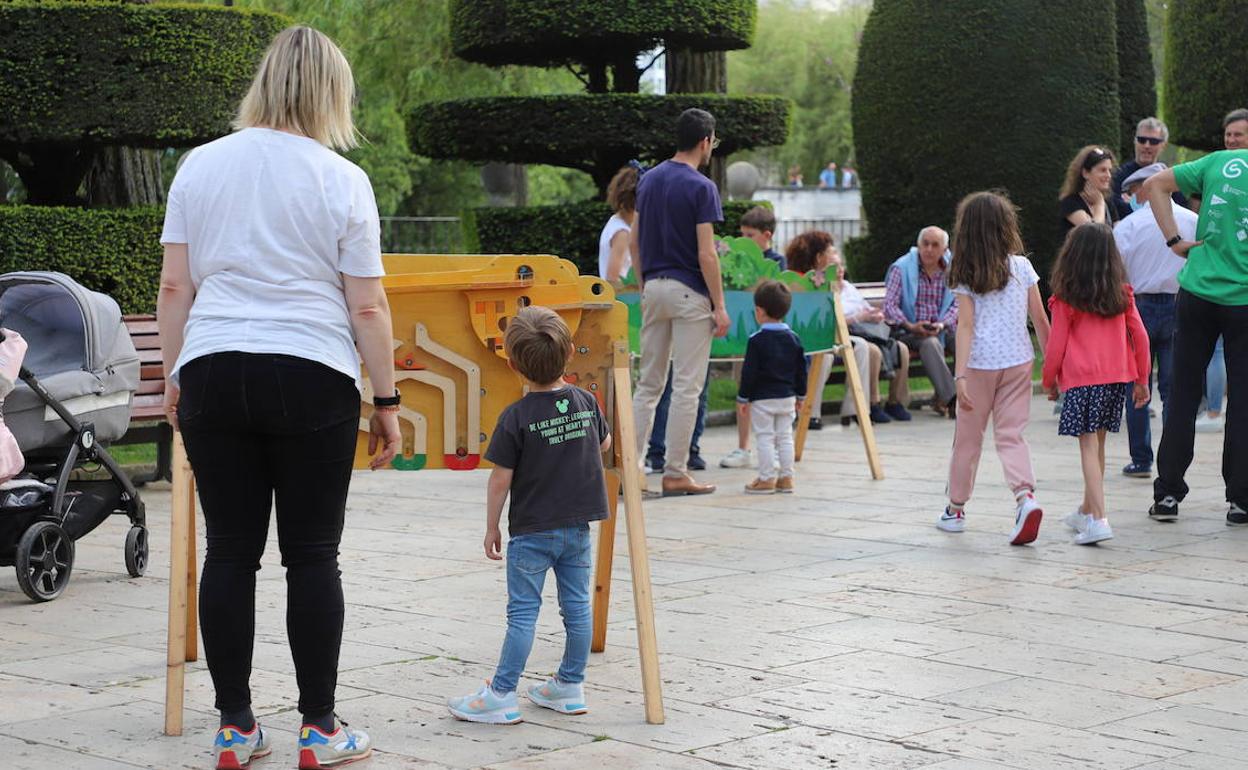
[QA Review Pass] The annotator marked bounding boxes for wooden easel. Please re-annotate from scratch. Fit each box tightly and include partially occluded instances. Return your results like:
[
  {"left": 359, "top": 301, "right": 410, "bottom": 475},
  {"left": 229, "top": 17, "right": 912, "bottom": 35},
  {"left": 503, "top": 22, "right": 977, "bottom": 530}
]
[
  {"left": 165, "top": 285, "right": 667, "bottom": 731},
  {"left": 590, "top": 341, "right": 664, "bottom": 724},
  {"left": 794, "top": 290, "right": 884, "bottom": 479},
  {"left": 164, "top": 432, "right": 198, "bottom": 736}
]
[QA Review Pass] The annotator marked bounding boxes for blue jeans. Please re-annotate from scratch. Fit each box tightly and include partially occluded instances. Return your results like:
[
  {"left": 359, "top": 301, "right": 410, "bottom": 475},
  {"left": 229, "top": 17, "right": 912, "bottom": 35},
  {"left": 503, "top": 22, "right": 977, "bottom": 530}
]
[
  {"left": 492, "top": 525, "right": 592, "bottom": 694},
  {"left": 1206, "top": 336, "right": 1226, "bottom": 413},
  {"left": 646, "top": 367, "right": 709, "bottom": 464},
  {"left": 1125, "top": 294, "right": 1176, "bottom": 466}
]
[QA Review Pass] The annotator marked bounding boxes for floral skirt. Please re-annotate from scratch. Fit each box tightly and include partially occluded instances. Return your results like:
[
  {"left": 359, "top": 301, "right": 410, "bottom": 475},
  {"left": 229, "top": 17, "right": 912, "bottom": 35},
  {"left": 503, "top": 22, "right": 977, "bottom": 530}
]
[{"left": 1058, "top": 383, "right": 1127, "bottom": 436}]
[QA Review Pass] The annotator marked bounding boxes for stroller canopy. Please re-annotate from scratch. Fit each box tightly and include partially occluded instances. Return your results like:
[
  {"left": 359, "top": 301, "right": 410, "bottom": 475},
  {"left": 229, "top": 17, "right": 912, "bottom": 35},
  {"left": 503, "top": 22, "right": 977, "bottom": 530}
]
[
  {"left": 0, "top": 272, "right": 133, "bottom": 379},
  {"left": 0, "top": 272, "right": 140, "bottom": 451}
]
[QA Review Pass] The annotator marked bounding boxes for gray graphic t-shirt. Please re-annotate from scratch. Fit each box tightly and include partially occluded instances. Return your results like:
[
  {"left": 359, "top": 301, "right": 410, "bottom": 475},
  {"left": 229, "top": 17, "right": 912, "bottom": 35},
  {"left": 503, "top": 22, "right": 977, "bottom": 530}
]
[{"left": 485, "top": 385, "right": 610, "bottom": 536}]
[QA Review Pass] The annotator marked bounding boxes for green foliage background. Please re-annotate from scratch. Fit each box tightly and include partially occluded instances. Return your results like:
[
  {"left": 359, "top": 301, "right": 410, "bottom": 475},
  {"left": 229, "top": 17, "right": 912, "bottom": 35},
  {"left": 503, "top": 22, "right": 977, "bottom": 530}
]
[{"left": 1163, "top": 0, "right": 1248, "bottom": 152}]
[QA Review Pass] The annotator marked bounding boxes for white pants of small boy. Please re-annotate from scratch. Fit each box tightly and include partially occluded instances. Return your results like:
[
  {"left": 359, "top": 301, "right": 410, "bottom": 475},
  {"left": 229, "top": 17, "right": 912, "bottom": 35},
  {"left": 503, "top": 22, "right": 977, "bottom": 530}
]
[{"left": 750, "top": 397, "right": 796, "bottom": 481}]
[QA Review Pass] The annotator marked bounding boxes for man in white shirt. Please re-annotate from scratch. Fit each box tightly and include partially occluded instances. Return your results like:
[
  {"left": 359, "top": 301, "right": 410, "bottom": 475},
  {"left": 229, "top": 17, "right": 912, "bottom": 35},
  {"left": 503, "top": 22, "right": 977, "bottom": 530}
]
[{"left": 1113, "top": 162, "right": 1198, "bottom": 479}]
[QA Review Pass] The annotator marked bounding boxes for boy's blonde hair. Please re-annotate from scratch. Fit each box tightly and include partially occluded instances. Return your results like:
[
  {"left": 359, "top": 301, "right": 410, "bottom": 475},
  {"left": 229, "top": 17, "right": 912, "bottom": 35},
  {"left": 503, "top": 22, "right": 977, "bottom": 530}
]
[
  {"left": 235, "top": 26, "right": 359, "bottom": 151},
  {"left": 504, "top": 306, "right": 572, "bottom": 385}
]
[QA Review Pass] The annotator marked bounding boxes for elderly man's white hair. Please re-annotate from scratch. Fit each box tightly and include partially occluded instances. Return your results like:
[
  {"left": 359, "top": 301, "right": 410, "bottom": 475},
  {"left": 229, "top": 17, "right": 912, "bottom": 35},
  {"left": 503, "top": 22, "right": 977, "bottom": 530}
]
[{"left": 916, "top": 226, "right": 949, "bottom": 247}]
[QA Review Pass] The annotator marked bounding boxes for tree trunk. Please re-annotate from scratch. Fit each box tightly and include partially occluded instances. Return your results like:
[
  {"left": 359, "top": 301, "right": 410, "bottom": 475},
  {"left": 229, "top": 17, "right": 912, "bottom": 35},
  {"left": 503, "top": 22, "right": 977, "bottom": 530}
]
[
  {"left": 611, "top": 54, "right": 641, "bottom": 93},
  {"left": 2, "top": 145, "right": 97, "bottom": 206},
  {"left": 84, "top": 146, "right": 164, "bottom": 207},
  {"left": 665, "top": 48, "right": 727, "bottom": 191}
]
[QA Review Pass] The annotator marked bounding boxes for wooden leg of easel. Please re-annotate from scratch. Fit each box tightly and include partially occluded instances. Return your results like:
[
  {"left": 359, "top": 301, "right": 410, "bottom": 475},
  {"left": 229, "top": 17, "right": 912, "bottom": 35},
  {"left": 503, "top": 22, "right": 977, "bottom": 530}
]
[
  {"left": 591, "top": 469, "right": 619, "bottom": 653},
  {"left": 612, "top": 343, "right": 665, "bottom": 725},
  {"left": 164, "top": 432, "right": 192, "bottom": 736},
  {"left": 794, "top": 352, "right": 828, "bottom": 462},
  {"left": 185, "top": 475, "right": 198, "bottom": 663},
  {"left": 833, "top": 296, "right": 885, "bottom": 480}
]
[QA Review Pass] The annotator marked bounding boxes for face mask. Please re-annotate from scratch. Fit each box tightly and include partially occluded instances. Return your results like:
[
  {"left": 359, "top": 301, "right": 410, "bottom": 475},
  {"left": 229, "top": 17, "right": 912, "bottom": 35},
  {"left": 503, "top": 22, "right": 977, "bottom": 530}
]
[{"left": 1128, "top": 194, "right": 1145, "bottom": 212}]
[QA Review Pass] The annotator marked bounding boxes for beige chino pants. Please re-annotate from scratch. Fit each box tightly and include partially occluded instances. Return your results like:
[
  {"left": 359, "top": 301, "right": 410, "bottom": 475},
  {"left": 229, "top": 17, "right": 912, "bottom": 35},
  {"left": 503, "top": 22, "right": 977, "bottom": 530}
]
[{"left": 632, "top": 278, "right": 714, "bottom": 478}]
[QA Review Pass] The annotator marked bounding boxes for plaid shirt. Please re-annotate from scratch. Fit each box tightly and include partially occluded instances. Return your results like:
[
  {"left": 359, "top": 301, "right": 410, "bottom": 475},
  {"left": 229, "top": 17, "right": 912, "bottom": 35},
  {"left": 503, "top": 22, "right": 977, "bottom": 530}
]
[{"left": 883, "top": 260, "right": 959, "bottom": 329}]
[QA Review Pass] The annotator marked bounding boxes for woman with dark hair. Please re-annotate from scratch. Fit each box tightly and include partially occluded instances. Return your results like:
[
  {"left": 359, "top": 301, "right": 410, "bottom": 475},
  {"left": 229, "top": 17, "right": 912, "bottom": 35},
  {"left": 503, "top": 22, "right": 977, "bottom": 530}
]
[
  {"left": 598, "top": 164, "right": 639, "bottom": 282},
  {"left": 1059, "top": 145, "right": 1118, "bottom": 239},
  {"left": 786, "top": 231, "right": 911, "bottom": 427}
]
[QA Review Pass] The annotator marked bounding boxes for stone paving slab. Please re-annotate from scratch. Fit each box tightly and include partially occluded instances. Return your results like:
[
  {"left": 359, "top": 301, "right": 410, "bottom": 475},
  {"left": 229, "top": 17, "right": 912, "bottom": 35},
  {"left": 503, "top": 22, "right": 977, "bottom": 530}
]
[{"left": 1, "top": 394, "right": 1246, "bottom": 768}]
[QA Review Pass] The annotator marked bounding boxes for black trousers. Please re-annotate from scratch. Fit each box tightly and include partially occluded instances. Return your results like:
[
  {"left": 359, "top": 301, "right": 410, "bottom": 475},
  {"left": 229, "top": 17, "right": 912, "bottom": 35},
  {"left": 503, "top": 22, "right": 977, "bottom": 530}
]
[
  {"left": 1155, "top": 290, "right": 1248, "bottom": 506},
  {"left": 178, "top": 352, "right": 360, "bottom": 718}
]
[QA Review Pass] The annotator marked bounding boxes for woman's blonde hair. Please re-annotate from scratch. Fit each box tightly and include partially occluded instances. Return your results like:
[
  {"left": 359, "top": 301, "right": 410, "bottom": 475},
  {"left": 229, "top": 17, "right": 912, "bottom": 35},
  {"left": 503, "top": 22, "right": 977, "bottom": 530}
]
[
  {"left": 1058, "top": 145, "right": 1115, "bottom": 199},
  {"left": 234, "top": 26, "right": 359, "bottom": 151}
]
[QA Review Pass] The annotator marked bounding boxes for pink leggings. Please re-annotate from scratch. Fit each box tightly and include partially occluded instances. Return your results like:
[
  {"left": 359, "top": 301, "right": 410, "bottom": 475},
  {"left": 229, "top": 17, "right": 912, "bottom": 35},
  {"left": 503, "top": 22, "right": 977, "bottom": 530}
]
[{"left": 948, "top": 362, "right": 1036, "bottom": 505}]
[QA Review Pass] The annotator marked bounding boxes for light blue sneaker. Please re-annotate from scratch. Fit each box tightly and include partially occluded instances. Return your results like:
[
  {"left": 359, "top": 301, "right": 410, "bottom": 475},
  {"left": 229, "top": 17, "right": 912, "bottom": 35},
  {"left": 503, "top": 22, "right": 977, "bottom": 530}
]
[
  {"left": 526, "top": 677, "right": 588, "bottom": 715},
  {"left": 447, "top": 682, "right": 523, "bottom": 724},
  {"left": 213, "top": 723, "right": 270, "bottom": 770},
  {"left": 297, "top": 719, "right": 371, "bottom": 769}
]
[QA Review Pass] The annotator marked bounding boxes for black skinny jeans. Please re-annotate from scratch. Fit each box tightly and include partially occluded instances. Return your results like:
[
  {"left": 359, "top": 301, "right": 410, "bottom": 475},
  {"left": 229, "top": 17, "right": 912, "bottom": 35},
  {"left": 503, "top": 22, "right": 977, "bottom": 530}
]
[
  {"left": 1155, "top": 290, "right": 1248, "bottom": 507},
  {"left": 178, "top": 352, "right": 359, "bottom": 719}
]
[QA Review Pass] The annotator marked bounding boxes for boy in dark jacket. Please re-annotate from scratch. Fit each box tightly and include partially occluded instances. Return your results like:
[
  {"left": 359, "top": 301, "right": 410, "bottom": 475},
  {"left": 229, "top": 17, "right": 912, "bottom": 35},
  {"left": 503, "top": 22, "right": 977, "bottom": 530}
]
[{"left": 737, "top": 281, "right": 807, "bottom": 494}]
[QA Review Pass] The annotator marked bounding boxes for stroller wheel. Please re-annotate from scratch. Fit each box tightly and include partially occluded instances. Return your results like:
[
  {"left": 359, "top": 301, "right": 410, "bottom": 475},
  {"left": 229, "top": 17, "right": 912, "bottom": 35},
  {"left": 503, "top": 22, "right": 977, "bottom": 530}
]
[
  {"left": 15, "top": 521, "right": 74, "bottom": 602},
  {"left": 125, "top": 525, "right": 148, "bottom": 578}
]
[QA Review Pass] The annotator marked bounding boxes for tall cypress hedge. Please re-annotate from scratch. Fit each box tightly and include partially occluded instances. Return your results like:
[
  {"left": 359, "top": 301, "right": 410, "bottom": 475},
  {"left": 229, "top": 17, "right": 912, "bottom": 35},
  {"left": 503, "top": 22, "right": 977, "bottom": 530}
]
[
  {"left": 851, "top": 0, "right": 1120, "bottom": 280},
  {"left": 1165, "top": 0, "right": 1248, "bottom": 151},
  {"left": 1116, "top": 0, "right": 1158, "bottom": 158}
]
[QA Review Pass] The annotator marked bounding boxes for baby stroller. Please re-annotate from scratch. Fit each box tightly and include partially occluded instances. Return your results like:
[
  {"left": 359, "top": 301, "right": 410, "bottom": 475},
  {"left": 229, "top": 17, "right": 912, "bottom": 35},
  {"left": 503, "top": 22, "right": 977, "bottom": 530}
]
[{"left": 0, "top": 272, "right": 147, "bottom": 602}]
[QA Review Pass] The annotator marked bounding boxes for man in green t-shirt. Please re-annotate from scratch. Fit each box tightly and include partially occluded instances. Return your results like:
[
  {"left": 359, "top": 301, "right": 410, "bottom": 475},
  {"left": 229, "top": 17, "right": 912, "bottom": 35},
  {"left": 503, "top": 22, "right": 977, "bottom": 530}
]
[{"left": 1142, "top": 149, "right": 1248, "bottom": 526}]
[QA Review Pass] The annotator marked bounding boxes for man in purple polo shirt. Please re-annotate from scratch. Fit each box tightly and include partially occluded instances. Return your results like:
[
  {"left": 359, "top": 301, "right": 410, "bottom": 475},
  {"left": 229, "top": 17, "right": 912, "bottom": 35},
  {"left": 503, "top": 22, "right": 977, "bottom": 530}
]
[{"left": 630, "top": 108, "right": 730, "bottom": 496}]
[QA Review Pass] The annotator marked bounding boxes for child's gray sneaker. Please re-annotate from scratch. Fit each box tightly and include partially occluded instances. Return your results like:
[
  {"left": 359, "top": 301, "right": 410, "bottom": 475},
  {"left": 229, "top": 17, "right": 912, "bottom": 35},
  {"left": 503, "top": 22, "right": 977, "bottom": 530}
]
[
  {"left": 526, "top": 677, "right": 588, "bottom": 715},
  {"left": 448, "top": 682, "right": 523, "bottom": 724},
  {"left": 213, "top": 723, "right": 270, "bottom": 770}
]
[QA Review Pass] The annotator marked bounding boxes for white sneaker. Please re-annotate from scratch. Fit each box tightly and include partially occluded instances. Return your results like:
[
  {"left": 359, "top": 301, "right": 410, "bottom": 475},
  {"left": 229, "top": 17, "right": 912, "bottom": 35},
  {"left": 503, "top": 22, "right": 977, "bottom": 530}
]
[
  {"left": 719, "top": 448, "right": 751, "bottom": 468},
  {"left": 1074, "top": 517, "right": 1113, "bottom": 545},
  {"left": 937, "top": 506, "right": 965, "bottom": 532},
  {"left": 1009, "top": 493, "right": 1043, "bottom": 545},
  {"left": 1195, "top": 413, "right": 1225, "bottom": 433},
  {"left": 1063, "top": 509, "right": 1091, "bottom": 533}
]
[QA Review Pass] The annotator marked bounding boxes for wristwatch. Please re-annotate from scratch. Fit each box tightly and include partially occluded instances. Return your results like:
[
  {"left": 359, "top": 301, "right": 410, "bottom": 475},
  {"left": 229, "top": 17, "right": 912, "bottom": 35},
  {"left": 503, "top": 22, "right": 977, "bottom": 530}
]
[
  {"left": 373, "top": 389, "right": 401, "bottom": 408},
  {"left": 1164, "top": 234, "right": 1182, "bottom": 248}
]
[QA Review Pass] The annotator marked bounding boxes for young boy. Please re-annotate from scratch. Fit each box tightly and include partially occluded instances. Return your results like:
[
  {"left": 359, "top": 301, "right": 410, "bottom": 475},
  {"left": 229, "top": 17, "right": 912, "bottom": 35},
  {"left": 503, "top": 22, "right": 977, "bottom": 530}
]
[
  {"left": 448, "top": 306, "right": 611, "bottom": 724},
  {"left": 737, "top": 281, "right": 807, "bottom": 494},
  {"left": 722, "top": 205, "right": 786, "bottom": 470}
]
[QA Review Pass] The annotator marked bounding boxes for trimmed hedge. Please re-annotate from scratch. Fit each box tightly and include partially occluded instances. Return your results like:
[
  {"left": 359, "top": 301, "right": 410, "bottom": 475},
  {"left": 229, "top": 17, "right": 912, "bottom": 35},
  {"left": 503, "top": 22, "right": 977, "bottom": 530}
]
[
  {"left": 0, "top": 1, "right": 287, "bottom": 147},
  {"left": 0, "top": 206, "right": 163, "bottom": 314},
  {"left": 1165, "top": 0, "right": 1248, "bottom": 151},
  {"left": 411, "top": 94, "right": 791, "bottom": 192},
  {"left": 851, "top": 0, "right": 1120, "bottom": 281},
  {"left": 1116, "top": 0, "right": 1157, "bottom": 159},
  {"left": 450, "top": 0, "right": 755, "bottom": 67},
  {"left": 466, "top": 199, "right": 766, "bottom": 276}
]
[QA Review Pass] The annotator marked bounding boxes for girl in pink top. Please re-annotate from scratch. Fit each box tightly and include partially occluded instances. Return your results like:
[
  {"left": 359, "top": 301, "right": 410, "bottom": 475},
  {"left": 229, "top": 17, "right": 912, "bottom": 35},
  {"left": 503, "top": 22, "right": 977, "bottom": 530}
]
[
  {"left": 1043, "top": 223, "right": 1151, "bottom": 545},
  {"left": 942, "top": 192, "right": 1052, "bottom": 545}
]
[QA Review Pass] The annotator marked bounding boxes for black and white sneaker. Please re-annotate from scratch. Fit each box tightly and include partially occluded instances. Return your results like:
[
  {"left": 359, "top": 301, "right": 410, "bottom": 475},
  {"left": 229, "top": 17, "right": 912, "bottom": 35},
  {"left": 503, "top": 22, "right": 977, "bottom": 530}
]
[
  {"left": 1227, "top": 502, "right": 1248, "bottom": 527},
  {"left": 1149, "top": 495, "right": 1179, "bottom": 522}
]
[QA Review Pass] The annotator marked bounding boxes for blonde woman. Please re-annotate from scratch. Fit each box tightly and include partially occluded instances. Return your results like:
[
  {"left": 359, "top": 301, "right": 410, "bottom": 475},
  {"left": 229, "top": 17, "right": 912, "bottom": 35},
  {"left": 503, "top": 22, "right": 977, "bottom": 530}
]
[{"left": 158, "top": 26, "right": 396, "bottom": 769}]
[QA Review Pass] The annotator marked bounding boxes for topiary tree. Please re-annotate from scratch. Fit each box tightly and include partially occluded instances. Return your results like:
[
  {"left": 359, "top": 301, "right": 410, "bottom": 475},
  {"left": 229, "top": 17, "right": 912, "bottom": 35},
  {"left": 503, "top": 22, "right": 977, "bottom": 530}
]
[
  {"left": 0, "top": 1, "right": 285, "bottom": 312},
  {"left": 1164, "top": 0, "right": 1248, "bottom": 151},
  {"left": 410, "top": 0, "right": 790, "bottom": 200},
  {"left": 851, "top": 0, "right": 1121, "bottom": 281},
  {"left": 1116, "top": 0, "right": 1158, "bottom": 158}
]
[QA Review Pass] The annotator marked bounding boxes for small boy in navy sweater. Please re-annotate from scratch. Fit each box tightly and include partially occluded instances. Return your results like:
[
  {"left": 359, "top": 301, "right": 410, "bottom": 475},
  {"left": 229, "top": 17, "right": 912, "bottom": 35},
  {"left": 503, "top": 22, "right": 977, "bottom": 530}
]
[{"left": 737, "top": 280, "right": 807, "bottom": 494}]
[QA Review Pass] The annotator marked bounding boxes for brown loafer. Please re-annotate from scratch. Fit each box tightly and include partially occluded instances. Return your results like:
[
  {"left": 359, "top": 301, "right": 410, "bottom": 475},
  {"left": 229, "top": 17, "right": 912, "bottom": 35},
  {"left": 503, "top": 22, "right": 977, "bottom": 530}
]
[{"left": 662, "top": 473, "right": 716, "bottom": 496}]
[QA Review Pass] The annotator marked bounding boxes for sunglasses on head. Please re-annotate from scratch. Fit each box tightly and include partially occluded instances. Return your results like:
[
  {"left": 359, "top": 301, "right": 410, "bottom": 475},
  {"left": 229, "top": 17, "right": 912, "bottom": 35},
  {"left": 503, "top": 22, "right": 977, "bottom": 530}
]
[{"left": 1136, "top": 135, "right": 1164, "bottom": 146}]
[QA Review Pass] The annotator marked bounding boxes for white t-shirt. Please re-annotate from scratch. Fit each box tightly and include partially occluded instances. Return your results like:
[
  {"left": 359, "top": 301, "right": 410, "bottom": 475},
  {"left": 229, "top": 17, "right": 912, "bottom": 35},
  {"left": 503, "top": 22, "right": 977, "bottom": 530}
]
[
  {"left": 597, "top": 213, "right": 631, "bottom": 279},
  {"left": 952, "top": 255, "right": 1039, "bottom": 370},
  {"left": 841, "top": 281, "right": 870, "bottom": 319},
  {"left": 1113, "top": 201, "right": 1197, "bottom": 294},
  {"left": 161, "top": 128, "right": 384, "bottom": 386}
]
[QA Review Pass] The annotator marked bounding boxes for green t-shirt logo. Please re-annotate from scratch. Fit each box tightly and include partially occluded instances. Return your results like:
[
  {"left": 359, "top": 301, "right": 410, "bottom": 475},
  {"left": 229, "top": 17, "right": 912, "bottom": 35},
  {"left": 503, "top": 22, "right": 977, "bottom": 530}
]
[{"left": 555, "top": 398, "right": 570, "bottom": 414}]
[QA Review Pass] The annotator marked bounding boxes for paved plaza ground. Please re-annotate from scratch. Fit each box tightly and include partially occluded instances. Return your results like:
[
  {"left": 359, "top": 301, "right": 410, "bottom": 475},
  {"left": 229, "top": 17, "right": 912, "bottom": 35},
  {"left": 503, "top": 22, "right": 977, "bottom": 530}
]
[{"left": 1, "top": 393, "right": 1245, "bottom": 769}]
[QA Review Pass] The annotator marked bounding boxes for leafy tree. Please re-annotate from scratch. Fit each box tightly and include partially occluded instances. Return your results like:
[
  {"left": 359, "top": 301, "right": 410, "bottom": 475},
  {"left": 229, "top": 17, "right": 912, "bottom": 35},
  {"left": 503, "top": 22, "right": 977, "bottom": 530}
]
[{"left": 1163, "top": 0, "right": 1248, "bottom": 151}]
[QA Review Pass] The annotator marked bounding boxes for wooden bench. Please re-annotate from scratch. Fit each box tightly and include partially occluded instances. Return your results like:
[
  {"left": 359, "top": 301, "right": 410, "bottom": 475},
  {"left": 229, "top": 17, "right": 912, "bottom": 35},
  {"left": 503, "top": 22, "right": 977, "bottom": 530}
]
[{"left": 112, "top": 314, "right": 173, "bottom": 483}]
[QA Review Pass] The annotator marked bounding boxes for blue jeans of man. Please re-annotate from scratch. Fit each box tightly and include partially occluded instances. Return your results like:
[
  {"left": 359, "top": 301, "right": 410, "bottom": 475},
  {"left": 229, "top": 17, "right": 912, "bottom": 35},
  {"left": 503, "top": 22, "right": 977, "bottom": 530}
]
[
  {"left": 492, "top": 525, "right": 592, "bottom": 694},
  {"left": 1125, "top": 293, "right": 1176, "bottom": 467},
  {"left": 646, "top": 367, "right": 709, "bottom": 465},
  {"left": 1206, "top": 336, "right": 1226, "bottom": 413}
]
